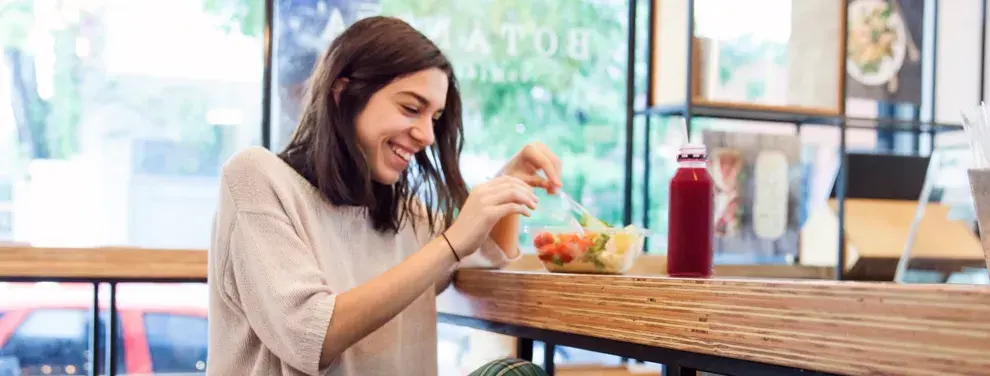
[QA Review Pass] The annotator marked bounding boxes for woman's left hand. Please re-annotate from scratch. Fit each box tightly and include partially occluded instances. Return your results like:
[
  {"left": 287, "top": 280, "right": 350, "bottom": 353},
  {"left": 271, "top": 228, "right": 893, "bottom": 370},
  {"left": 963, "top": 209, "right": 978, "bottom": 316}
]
[{"left": 498, "top": 142, "right": 563, "bottom": 194}]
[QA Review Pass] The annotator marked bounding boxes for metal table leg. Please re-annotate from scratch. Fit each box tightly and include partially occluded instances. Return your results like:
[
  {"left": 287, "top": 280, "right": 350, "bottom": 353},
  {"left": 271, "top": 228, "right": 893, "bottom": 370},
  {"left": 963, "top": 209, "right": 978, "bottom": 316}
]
[
  {"left": 543, "top": 342, "right": 555, "bottom": 375},
  {"left": 516, "top": 337, "right": 534, "bottom": 362},
  {"left": 664, "top": 365, "right": 699, "bottom": 376}
]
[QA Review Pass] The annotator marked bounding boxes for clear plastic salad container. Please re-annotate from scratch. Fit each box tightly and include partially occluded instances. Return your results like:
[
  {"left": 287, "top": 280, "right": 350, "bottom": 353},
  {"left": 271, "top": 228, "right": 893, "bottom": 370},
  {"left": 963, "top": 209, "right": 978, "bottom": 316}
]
[{"left": 525, "top": 225, "right": 649, "bottom": 274}]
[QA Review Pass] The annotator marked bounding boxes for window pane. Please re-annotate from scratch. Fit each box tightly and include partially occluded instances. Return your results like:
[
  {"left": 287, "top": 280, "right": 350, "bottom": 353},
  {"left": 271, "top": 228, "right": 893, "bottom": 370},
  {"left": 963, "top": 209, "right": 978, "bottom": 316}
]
[
  {"left": 0, "top": 0, "right": 263, "bottom": 248},
  {"left": 0, "top": 283, "right": 128, "bottom": 376},
  {"left": 122, "top": 283, "right": 208, "bottom": 374},
  {"left": 0, "top": 288, "right": 90, "bottom": 376},
  {"left": 144, "top": 313, "right": 208, "bottom": 373}
]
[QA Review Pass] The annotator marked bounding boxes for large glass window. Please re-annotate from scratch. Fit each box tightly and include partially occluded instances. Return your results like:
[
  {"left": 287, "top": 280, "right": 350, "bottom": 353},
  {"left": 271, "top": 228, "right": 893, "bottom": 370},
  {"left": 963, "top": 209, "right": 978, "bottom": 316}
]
[
  {"left": 0, "top": 0, "right": 262, "bottom": 249},
  {"left": 271, "top": 0, "right": 630, "bottom": 251}
]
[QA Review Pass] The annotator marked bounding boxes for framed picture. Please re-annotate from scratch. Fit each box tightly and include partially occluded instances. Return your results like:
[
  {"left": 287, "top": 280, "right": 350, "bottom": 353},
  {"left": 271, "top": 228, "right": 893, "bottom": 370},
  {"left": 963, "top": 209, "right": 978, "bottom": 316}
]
[
  {"left": 649, "top": 0, "right": 846, "bottom": 116},
  {"left": 845, "top": 0, "right": 925, "bottom": 106}
]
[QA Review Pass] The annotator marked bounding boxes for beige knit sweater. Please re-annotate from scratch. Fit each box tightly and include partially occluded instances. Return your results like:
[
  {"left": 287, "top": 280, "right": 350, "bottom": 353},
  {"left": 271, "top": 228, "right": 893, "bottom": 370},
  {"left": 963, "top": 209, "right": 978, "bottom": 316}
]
[{"left": 207, "top": 147, "right": 515, "bottom": 375}]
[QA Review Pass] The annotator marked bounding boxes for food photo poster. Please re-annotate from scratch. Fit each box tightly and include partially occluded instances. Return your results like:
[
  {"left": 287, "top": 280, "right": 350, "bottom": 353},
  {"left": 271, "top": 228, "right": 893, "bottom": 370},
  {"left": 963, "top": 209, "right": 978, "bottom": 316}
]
[
  {"left": 845, "top": 0, "right": 925, "bottom": 105},
  {"left": 702, "top": 130, "right": 802, "bottom": 263}
]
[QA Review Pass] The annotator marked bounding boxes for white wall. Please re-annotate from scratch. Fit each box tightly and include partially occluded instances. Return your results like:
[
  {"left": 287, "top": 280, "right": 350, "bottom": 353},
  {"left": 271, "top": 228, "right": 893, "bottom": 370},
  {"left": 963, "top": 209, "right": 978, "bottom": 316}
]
[{"left": 934, "top": 0, "right": 986, "bottom": 124}]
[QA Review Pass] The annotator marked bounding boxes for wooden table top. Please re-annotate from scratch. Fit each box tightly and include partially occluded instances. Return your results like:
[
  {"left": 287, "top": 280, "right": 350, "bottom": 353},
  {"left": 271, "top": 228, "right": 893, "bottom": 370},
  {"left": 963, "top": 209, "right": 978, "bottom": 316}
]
[
  {"left": 438, "top": 269, "right": 990, "bottom": 376},
  {"left": 0, "top": 246, "right": 208, "bottom": 281},
  {"left": 4, "top": 246, "right": 989, "bottom": 375}
]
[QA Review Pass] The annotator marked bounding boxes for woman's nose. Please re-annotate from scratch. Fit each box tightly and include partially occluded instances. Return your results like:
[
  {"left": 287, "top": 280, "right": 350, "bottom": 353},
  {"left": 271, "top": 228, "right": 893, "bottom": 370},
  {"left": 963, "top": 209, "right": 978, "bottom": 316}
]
[{"left": 410, "top": 118, "right": 435, "bottom": 147}]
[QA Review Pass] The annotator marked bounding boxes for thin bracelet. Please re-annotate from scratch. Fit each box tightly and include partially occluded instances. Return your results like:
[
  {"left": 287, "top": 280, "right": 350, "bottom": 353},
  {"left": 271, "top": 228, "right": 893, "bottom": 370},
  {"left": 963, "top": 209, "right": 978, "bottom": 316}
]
[{"left": 440, "top": 233, "right": 461, "bottom": 262}]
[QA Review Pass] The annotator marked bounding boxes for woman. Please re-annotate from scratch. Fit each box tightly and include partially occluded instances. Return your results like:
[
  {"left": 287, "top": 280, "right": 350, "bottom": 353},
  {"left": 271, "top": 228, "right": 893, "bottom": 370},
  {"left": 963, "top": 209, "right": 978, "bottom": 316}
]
[{"left": 207, "top": 16, "right": 561, "bottom": 376}]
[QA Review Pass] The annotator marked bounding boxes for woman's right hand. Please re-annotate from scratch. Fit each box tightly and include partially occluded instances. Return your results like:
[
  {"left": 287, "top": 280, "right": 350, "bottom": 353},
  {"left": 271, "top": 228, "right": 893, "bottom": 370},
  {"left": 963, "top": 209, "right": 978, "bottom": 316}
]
[{"left": 444, "top": 176, "right": 538, "bottom": 258}]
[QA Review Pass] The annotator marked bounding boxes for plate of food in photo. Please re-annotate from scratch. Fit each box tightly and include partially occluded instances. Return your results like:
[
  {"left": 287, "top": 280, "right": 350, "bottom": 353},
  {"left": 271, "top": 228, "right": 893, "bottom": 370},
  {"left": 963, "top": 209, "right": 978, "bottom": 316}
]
[{"left": 847, "top": 0, "right": 907, "bottom": 86}]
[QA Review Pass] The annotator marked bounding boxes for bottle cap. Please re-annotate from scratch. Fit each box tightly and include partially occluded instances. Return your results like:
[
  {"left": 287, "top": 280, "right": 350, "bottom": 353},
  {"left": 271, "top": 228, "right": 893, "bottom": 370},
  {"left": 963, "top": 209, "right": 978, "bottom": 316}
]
[{"left": 677, "top": 143, "right": 707, "bottom": 161}]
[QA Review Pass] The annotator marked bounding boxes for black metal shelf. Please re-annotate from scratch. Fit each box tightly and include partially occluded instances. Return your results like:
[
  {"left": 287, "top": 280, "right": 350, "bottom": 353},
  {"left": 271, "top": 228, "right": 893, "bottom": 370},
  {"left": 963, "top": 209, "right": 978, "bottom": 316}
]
[
  {"left": 634, "top": 103, "right": 965, "bottom": 132},
  {"left": 636, "top": 104, "right": 838, "bottom": 126},
  {"left": 845, "top": 116, "right": 964, "bottom": 132}
]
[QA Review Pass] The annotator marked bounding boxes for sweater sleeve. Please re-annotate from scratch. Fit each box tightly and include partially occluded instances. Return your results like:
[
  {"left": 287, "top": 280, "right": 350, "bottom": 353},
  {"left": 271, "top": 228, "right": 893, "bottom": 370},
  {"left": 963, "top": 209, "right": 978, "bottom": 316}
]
[{"left": 226, "top": 210, "right": 335, "bottom": 375}]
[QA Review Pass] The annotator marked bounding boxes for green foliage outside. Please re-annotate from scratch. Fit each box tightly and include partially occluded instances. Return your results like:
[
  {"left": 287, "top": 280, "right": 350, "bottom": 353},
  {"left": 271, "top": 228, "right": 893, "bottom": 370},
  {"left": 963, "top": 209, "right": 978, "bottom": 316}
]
[{"left": 1, "top": 0, "right": 83, "bottom": 160}]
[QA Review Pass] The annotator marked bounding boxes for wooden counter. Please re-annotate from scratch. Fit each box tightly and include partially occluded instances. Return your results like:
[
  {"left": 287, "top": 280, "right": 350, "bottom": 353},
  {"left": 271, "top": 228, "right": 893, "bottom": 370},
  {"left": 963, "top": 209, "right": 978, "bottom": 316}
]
[
  {"left": 438, "top": 269, "right": 990, "bottom": 376},
  {"left": 3, "top": 246, "right": 988, "bottom": 375},
  {"left": 0, "top": 246, "right": 207, "bottom": 281}
]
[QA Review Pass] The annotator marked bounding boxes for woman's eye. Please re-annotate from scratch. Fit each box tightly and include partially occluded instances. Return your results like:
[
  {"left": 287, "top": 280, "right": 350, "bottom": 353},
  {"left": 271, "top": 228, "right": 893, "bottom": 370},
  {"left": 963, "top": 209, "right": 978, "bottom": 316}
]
[{"left": 402, "top": 105, "right": 419, "bottom": 115}]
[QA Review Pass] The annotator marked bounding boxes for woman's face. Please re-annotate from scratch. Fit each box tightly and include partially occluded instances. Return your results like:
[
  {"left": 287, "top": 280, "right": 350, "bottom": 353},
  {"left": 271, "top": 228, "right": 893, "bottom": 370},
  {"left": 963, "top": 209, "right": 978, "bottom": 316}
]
[{"left": 354, "top": 68, "right": 449, "bottom": 185}]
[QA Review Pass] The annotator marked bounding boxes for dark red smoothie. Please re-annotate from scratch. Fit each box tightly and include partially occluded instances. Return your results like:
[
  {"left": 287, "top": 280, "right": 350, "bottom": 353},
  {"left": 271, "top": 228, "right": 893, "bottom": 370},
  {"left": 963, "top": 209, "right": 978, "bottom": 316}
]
[{"left": 666, "top": 144, "right": 715, "bottom": 278}]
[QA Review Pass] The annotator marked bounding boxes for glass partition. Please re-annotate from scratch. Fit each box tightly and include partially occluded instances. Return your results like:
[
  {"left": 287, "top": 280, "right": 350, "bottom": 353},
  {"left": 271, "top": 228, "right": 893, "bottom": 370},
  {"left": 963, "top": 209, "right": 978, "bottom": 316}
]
[{"left": 896, "top": 139, "right": 987, "bottom": 284}]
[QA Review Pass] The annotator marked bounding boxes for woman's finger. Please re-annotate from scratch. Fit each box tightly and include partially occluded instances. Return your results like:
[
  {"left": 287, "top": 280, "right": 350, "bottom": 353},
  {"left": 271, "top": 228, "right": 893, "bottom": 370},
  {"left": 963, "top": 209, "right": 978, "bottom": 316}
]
[
  {"left": 514, "top": 174, "right": 553, "bottom": 189},
  {"left": 522, "top": 144, "right": 562, "bottom": 188},
  {"left": 492, "top": 173, "right": 547, "bottom": 192},
  {"left": 496, "top": 175, "right": 544, "bottom": 198},
  {"left": 533, "top": 142, "right": 563, "bottom": 181},
  {"left": 486, "top": 185, "right": 537, "bottom": 209},
  {"left": 506, "top": 177, "right": 540, "bottom": 202},
  {"left": 491, "top": 202, "right": 532, "bottom": 219}
]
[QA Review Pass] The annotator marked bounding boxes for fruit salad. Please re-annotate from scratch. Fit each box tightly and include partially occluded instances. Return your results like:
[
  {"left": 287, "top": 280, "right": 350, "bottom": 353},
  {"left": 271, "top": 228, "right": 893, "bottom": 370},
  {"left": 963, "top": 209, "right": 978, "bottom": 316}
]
[{"left": 531, "top": 223, "right": 646, "bottom": 274}]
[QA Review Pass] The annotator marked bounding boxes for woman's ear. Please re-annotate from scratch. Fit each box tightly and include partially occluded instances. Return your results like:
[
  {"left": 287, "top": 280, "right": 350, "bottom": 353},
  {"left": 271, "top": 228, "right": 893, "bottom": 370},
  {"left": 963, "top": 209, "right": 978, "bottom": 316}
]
[{"left": 332, "top": 78, "right": 350, "bottom": 104}]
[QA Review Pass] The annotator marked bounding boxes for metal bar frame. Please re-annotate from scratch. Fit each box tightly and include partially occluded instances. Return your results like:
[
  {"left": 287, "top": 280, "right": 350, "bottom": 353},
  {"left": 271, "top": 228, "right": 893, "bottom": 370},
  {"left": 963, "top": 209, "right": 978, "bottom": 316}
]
[
  {"left": 683, "top": 0, "right": 695, "bottom": 136},
  {"left": 663, "top": 365, "right": 699, "bottom": 376},
  {"left": 982, "top": 0, "right": 989, "bottom": 105},
  {"left": 926, "top": 0, "right": 940, "bottom": 154},
  {"left": 543, "top": 342, "right": 556, "bottom": 375},
  {"left": 107, "top": 282, "right": 119, "bottom": 376},
  {"left": 622, "top": 0, "right": 638, "bottom": 227},
  {"left": 261, "top": 0, "right": 275, "bottom": 150},
  {"left": 642, "top": 0, "right": 656, "bottom": 246},
  {"left": 836, "top": 0, "right": 849, "bottom": 281},
  {"left": 516, "top": 337, "right": 534, "bottom": 361},
  {"left": 88, "top": 282, "right": 101, "bottom": 376}
]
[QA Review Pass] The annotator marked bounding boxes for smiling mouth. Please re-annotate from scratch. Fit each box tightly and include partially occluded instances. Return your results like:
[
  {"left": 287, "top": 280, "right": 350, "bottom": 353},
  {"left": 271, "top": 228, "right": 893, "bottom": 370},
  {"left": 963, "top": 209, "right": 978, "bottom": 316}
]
[{"left": 388, "top": 140, "right": 414, "bottom": 162}]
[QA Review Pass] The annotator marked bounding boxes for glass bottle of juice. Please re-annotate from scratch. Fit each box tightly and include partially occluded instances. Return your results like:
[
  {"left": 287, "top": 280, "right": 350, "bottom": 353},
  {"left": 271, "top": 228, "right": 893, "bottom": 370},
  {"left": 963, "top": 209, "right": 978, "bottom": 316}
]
[{"left": 667, "top": 143, "right": 715, "bottom": 277}]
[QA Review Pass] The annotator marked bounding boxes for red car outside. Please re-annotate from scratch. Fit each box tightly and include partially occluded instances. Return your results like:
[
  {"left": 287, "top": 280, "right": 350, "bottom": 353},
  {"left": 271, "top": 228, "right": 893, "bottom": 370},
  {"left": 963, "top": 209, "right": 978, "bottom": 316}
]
[{"left": 0, "top": 282, "right": 208, "bottom": 376}]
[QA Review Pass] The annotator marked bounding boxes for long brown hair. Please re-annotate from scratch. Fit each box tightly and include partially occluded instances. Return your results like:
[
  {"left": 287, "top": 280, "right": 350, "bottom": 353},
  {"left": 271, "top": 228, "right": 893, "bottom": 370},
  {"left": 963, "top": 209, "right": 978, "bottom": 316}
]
[{"left": 279, "top": 16, "right": 467, "bottom": 235}]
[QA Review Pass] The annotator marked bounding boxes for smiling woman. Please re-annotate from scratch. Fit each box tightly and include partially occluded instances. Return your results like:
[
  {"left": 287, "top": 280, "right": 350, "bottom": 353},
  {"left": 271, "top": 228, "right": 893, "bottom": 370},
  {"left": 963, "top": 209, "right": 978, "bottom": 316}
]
[
  {"left": 279, "top": 14, "right": 466, "bottom": 233},
  {"left": 209, "top": 16, "right": 560, "bottom": 376}
]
